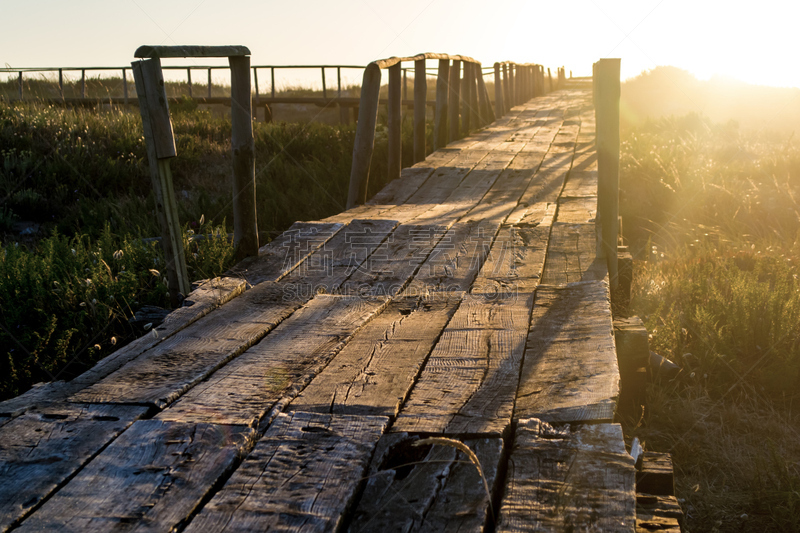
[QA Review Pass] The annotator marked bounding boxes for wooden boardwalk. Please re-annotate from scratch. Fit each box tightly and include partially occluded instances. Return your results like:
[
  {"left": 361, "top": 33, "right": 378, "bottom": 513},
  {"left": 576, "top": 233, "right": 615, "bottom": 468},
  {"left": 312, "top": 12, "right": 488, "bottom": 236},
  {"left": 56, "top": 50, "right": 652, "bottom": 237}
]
[{"left": 0, "top": 83, "right": 638, "bottom": 532}]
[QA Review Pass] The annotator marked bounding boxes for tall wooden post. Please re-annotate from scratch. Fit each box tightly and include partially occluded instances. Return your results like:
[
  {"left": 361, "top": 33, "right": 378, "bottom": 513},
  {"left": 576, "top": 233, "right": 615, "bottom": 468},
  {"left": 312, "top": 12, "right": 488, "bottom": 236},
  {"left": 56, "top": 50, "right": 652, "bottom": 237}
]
[
  {"left": 187, "top": 68, "right": 193, "bottom": 97},
  {"left": 461, "top": 62, "right": 472, "bottom": 135},
  {"left": 595, "top": 58, "right": 621, "bottom": 289},
  {"left": 501, "top": 63, "right": 511, "bottom": 112},
  {"left": 413, "top": 59, "right": 427, "bottom": 163},
  {"left": 434, "top": 59, "right": 449, "bottom": 150},
  {"left": 347, "top": 63, "right": 381, "bottom": 209},
  {"left": 476, "top": 64, "right": 492, "bottom": 125},
  {"left": 81, "top": 69, "right": 86, "bottom": 99},
  {"left": 122, "top": 68, "right": 128, "bottom": 104},
  {"left": 508, "top": 64, "right": 515, "bottom": 107},
  {"left": 448, "top": 60, "right": 461, "bottom": 143},
  {"left": 59, "top": 69, "right": 64, "bottom": 99},
  {"left": 387, "top": 62, "right": 402, "bottom": 182},
  {"left": 468, "top": 63, "right": 480, "bottom": 128},
  {"left": 208, "top": 68, "right": 212, "bottom": 98},
  {"left": 493, "top": 63, "right": 504, "bottom": 118},
  {"left": 229, "top": 55, "right": 259, "bottom": 259},
  {"left": 132, "top": 58, "right": 191, "bottom": 305}
]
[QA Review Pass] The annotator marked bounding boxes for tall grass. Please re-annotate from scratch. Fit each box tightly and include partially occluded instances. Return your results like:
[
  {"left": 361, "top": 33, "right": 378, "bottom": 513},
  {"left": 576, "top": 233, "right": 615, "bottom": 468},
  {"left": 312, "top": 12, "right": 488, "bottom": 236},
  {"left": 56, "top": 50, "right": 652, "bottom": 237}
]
[{"left": 622, "top": 113, "right": 800, "bottom": 531}]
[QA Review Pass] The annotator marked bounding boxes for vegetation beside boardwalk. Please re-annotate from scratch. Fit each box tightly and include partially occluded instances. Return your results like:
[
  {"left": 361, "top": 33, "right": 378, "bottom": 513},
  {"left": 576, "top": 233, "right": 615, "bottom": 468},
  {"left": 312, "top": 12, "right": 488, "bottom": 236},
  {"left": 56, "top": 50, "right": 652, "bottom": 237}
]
[{"left": 621, "top": 110, "right": 800, "bottom": 531}]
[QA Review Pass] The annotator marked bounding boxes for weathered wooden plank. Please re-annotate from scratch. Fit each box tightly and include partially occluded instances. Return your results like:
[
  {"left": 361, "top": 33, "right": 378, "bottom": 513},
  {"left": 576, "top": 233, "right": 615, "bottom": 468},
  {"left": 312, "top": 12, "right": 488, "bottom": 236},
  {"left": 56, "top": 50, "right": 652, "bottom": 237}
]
[
  {"left": 556, "top": 196, "right": 597, "bottom": 224},
  {"left": 15, "top": 419, "right": 250, "bottom": 533},
  {"left": 157, "top": 294, "right": 387, "bottom": 426},
  {"left": 393, "top": 291, "right": 534, "bottom": 436},
  {"left": 337, "top": 224, "right": 443, "bottom": 297},
  {"left": 497, "top": 419, "right": 636, "bottom": 533},
  {"left": 69, "top": 282, "right": 305, "bottom": 408},
  {"left": 637, "top": 452, "right": 675, "bottom": 496},
  {"left": 561, "top": 169, "right": 598, "bottom": 197},
  {"left": 403, "top": 221, "right": 497, "bottom": 295},
  {"left": 636, "top": 494, "right": 683, "bottom": 532},
  {"left": 71, "top": 219, "right": 397, "bottom": 409},
  {"left": 540, "top": 223, "right": 607, "bottom": 286},
  {"left": 291, "top": 295, "right": 461, "bottom": 417},
  {"left": 228, "top": 221, "right": 344, "bottom": 286},
  {"left": 0, "top": 404, "right": 147, "bottom": 531},
  {"left": 1, "top": 277, "right": 245, "bottom": 417},
  {"left": 348, "top": 434, "right": 503, "bottom": 532},
  {"left": 515, "top": 281, "right": 619, "bottom": 423},
  {"left": 183, "top": 411, "right": 387, "bottom": 533},
  {"left": 472, "top": 224, "right": 551, "bottom": 295}
]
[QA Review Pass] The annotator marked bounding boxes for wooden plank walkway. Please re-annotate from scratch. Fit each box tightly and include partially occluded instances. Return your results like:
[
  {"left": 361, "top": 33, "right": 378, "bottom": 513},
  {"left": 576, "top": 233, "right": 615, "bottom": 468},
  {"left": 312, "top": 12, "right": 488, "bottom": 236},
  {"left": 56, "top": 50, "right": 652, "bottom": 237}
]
[{"left": 0, "top": 82, "right": 637, "bottom": 532}]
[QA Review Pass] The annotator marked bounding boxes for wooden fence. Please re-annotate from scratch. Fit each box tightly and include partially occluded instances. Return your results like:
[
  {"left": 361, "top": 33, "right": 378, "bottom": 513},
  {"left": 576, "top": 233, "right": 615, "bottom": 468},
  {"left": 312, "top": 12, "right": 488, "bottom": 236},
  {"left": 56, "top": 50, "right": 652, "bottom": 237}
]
[
  {"left": 346, "top": 54, "right": 563, "bottom": 208},
  {"left": 0, "top": 62, "right": 566, "bottom": 126}
]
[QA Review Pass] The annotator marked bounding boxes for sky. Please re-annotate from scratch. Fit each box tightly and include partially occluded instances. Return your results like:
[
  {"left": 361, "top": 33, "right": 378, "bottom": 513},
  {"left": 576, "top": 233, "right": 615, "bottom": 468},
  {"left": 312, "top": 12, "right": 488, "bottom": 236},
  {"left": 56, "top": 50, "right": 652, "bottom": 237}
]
[{"left": 1, "top": 0, "right": 799, "bottom": 89}]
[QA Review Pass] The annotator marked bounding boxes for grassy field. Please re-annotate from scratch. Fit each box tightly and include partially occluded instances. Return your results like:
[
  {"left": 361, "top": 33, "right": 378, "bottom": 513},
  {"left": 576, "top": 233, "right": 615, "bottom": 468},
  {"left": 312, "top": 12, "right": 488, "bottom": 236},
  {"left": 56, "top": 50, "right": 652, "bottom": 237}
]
[{"left": 619, "top": 71, "right": 800, "bottom": 531}]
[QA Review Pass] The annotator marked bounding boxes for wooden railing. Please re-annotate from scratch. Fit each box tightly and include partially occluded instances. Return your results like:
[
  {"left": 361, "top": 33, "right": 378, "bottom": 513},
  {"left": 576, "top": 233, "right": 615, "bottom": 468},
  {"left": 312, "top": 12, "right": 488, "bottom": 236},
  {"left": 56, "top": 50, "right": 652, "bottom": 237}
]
[
  {"left": 346, "top": 54, "right": 562, "bottom": 208},
  {"left": 593, "top": 59, "right": 621, "bottom": 289}
]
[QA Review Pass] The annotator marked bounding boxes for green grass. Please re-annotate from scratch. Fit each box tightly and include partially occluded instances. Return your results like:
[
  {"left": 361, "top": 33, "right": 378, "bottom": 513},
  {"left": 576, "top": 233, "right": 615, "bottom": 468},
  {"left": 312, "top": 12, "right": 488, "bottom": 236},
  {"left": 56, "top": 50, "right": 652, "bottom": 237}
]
[{"left": 620, "top": 112, "right": 800, "bottom": 531}]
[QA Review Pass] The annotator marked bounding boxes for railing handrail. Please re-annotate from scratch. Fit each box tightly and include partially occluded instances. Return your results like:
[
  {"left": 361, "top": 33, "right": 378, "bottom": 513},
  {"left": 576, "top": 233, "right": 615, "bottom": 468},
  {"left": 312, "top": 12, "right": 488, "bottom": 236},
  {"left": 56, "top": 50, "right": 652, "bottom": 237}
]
[{"left": 346, "top": 54, "right": 561, "bottom": 209}]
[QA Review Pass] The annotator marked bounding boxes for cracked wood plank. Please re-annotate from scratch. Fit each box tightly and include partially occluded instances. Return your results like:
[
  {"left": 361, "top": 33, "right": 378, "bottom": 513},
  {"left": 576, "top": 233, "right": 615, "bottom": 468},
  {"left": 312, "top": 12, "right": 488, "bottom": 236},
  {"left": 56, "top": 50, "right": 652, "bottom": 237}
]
[
  {"left": 183, "top": 411, "right": 387, "bottom": 533},
  {"left": 348, "top": 434, "right": 503, "bottom": 533},
  {"left": 540, "top": 223, "right": 607, "bottom": 286},
  {"left": 2, "top": 223, "right": 345, "bottom": 417},
  {"left": 0, "top": 277, "right": 245, "bottom": 417},
  {"left": 337, "top": 224, "right": 443, "bottom": 297},
  {"left": 157, "top": 294, "right": 387, "bottom": 426},
  {"left": 472, "top": 224, "right": 551, "bottom": 295},
  {"left": 497, "top": 419, "right": 636, "bottom": 533},
  {"left": 70, "top": 219, "right": 397, "bottom": 409},
  {"left": 291, "top": 295, "right": 461, "bottom": 417},
  {"left": 392, "top": 291, "right": 534, "bottom": 436},
  {"left": 402, "top": 221, "right": 496, "bottom": 295},
  {"left": 15, "top": 419, "right": 250, "bottom": 533},
  {"left": 515, "top": 281, "right": 619, "bottom": 423},
  {"left": 0, "top": 404, "right": 147, "bottom": 532}
]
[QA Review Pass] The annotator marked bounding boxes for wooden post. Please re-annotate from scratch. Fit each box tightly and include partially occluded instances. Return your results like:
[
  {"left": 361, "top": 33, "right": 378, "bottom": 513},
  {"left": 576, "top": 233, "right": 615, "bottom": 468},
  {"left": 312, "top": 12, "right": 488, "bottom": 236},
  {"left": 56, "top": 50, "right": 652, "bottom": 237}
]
[
  {"left": 461, "top": 61, "right": 471, "bottom": 135},
  {"left": 122, "top": 68, "right": 128, "bottom": 104},
  {"left": 595, "top": 58, "right": 621, "bottom": 289},
  {"left": 253, "top": 67, "right": 260, "bottom": 120},
  {"left": 548, "top": 67, "right": 553, "bottom": 92},
  {"left": 476, "top": 64, "right": 493, "bottom": 125},
  {"left": 508, "top": 64, "right": 515, "bottom": 106},
  {"left": 59, "top": 68, "right": 64, "bottom": 99},
  {"left": 271, "top": 67, "right": 275, "bottom": 99},
  {"left": 229, "top": 55, "right": 259, "bottom": 259},
  {"left": 468, "top": 62, "right": 480, "bottom": 128},
  {"left": 187, "top": 68, "right": 192, "bottom": 97},
  {"left": 387, "top": 62, "right": 402, "bottom": 182},
  {"left": 434, "top": 59, "right": 449, "bottom": 150},
  {"left": 131, "top": 58, "right": 190, "bottom": 306},
  {"left": 18, "top": 71, "right": 22, "bottom": 99},
  {"left": 501, "top": 63, "right": 510, "bottom": 112},
  {"left": 338, "top": 66, "right": 348, "bottom": 124},
  {"left": 321, "top": 67, "right": 327, "bottom": 99},
  {"left": 413, "top": 58, "right": 427, "bottom": 163},
  {"left": 81, "top": 69, "right": 86, "bottom": 99},
  {"left": 208, "top": 68, "right": 212, "bottom": 98},
  {"left": 403, "top": 68, "right": 408, "bottom": 102},
  {"left": 493, "top": 63, "right": 504, "bottom": 118},
  {"left": 449, "top": 60, "right": 461, "bottom": 143},
  {"left": 347, "top": 63, "right": 381, "bottom": 209}
]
